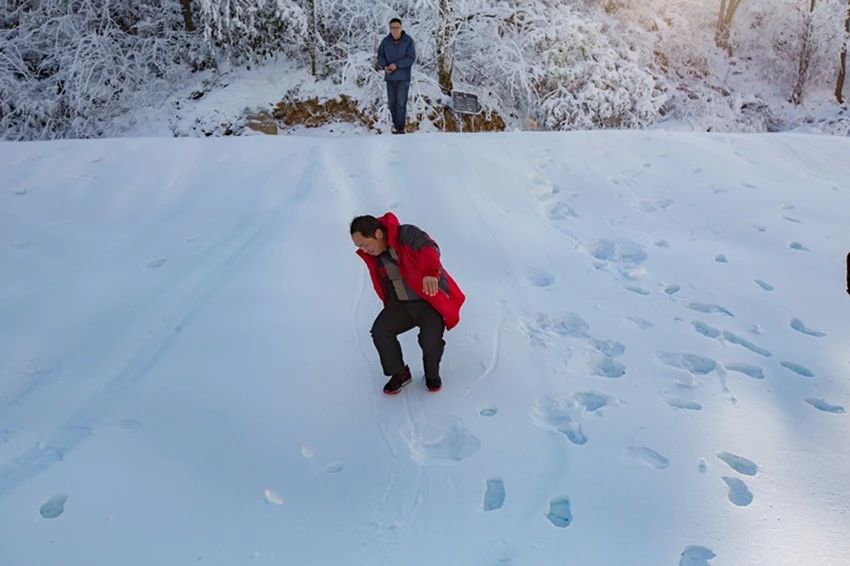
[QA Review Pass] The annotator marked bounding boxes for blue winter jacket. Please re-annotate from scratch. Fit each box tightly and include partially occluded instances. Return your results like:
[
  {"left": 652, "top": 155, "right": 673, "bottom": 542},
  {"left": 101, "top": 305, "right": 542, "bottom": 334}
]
[{"left": 377, "top": 32, "right": 416, "bottom": 82}]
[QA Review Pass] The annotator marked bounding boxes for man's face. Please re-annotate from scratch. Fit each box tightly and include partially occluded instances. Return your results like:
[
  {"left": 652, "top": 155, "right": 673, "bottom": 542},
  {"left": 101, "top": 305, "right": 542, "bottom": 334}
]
[
  {"left": 352, "top": 230, "right": 386, "bottom": 256},
  {"left": 390, "top": 22, "right": 402, "bottom": 40}
]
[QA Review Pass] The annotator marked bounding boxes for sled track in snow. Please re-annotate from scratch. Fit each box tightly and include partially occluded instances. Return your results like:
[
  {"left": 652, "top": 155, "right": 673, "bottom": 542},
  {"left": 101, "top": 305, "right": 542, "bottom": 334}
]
[{"left": 0, "top": 148, "right": 320, "bottom": 499}]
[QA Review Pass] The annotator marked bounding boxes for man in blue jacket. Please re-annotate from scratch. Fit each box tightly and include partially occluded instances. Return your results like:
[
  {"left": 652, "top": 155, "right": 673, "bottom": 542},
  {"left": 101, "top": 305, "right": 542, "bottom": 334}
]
[{"left": 377, "top": 18, "right": 416, "bottom": 134}]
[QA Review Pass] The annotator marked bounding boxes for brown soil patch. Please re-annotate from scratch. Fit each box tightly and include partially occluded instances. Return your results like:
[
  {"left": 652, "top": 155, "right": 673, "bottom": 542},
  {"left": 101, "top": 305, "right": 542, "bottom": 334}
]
[
  {"left": 272, "top": 95, "right": 376, "bottom": 129},
  {"left": 427, "top": 106, "right": 506, "bottom": 132},
  {"left": 263, "top": 94, "right": 505, "bottom": 134}
]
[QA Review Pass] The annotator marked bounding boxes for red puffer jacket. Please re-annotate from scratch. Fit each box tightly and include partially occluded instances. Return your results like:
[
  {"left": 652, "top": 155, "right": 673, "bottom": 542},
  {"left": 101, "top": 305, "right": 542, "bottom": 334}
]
[{"left": 356, "top": 212, "right": 465, "bottom": 330}]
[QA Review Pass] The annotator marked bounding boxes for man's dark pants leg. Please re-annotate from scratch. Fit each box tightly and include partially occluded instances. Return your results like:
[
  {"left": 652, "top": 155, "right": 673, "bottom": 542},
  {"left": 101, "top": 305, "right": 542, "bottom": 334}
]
[
  {"left": 386, "top": 80, "right": 410, "bottom": 133},
  {"left": 386, "top": 81, "right": 399, "bottom": 131},
  {"left": 371, "top": 301, "right": 445, "bottom": 379}
]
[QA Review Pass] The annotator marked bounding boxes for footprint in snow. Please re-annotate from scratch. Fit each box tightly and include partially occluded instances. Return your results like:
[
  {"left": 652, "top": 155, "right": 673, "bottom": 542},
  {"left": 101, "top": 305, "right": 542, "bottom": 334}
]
[
  {"left": 717, "top": 452, "right": 758, "bottom": 476},
  {"left": 667, "top": 398, "right": 702, "bottom": 411},
  {"left": 692, "top": 324, "right": 772, "bottom": 358},
  {"left": 658, "top": 352, "right": 717, "bottom": 375},
  {"left": 692, "top": 320, "right": 721, "bottom": 339},
  {"left": 804, "top": 398, "right": 845, "bottom": 414},
  {"left": 532, "top": 398, "right": 587, "bottom": 445},
  {"left": 530, "top": 173, "right": 558, "bottom": 200},
  {"left": 780, "top": 361, "right": 814, "bottom": 378},
  {"left": 522, "top": 312, "right": 589, "bottom": 345},
  {"left": 715, "top": 254, "right": 728, "bottom": 263},
  {"left": 404, "top": 415, "right": 481, "bottom": 464},
  {"left": 754, "top": 279, "right": 774, "bottom": 291},
  {"left": 147, "top": 258, "right": 167, "bottom": 269},
  {"left": 545, "top": 201, "right": 577, "bottom": 220},
  {"left": 679, "top": 545, "right": 716, "bottom": 566},
  {"left": 626, "top": 446, "right": 669, "bottom": 470},
  {"left": 592, "top": 357, "right": 626, "bottom": 378},
  {"left": 573, "top": 391, "right": 615, "bottom": 413},
  {"left": 790, "top": 318, "right": 825, "bottom": 337},
  {"left": 524, "top": 268, "right": 555, "bottom": 287},
  {"left": 483, "top": 478, "right": 506, "bottom": 511},
  {"left": 686, "top": 303, "right": 734, "bottom": 317},
  {"left": 479, "top": 406, "right": 498, "bottom": 417},
  {"left": 592, "top": 339, "right": 625, "bottom": 358},
  {"left": 789, "top": 241, "right": 809, "bottom": 251},
  {"left": 724, "top": 363, "right": 765, "bottom": 380},
  {"left": 40, "top": 494, "right": 68, "bottom": 519},
  {"left": 591, "top": 340, "right": 626, "bottom": 378},
  {"left": 721, "top": 476, "right": 753, "bottom": 506},
  {"left": 723, "top": 331, "right": 772, "bottom": 357},
  {"left": 546, "top": 497, "right": 572, "bottom": 527},
  {"left": 323, "top": 462, "right": 344, "bottom": 474},
  {"left": 624, "top": 285, "right": 650, "bottom": 296},
  {"left": 582, "top": 238, "right": 648, "bottom": 277}
]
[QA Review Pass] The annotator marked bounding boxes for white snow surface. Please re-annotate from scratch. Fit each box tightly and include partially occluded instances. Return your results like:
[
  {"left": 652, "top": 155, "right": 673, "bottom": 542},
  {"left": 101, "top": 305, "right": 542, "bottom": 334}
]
[{"left": 1, "top": 130, "right": 850, "bottom": 565}]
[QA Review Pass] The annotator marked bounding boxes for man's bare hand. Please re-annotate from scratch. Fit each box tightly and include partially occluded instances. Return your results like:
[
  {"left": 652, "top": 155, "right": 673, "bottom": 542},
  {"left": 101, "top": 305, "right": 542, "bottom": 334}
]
[
  {"left": 423, "top": 276, "right": 439, "bottom": 297},
  {"left": 388, "top": 63, "right": 397, "bottom": 72}
]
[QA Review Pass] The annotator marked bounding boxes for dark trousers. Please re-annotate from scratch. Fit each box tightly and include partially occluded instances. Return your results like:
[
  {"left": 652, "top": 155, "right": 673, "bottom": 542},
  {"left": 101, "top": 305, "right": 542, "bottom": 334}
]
[
  {"left": 386, "top": 80, "right": 410, "bottom": 132},
  {"left": 371, "top": 300, "right": 445, "bottom": 379}
]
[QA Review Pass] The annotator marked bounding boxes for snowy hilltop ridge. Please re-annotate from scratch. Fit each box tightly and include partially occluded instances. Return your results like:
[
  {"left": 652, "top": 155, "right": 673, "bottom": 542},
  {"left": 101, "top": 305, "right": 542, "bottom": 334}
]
[{"left": 1, "top": 130, "right": 849, "bottom": 565}]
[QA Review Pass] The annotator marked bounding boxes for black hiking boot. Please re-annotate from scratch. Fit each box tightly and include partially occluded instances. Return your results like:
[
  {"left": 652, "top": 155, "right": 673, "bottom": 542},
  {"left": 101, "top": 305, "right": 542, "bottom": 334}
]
[
  {"left": 425, "top": 375, "right": 442, "bottom": 392},
  {"left": 383, "top": 365, "right": 412, "bottom": 395}
]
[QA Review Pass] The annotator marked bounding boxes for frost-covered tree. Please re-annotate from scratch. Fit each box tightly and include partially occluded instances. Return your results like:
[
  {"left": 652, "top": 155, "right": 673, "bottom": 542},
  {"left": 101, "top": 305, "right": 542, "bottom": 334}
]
[
  {"left": 196, "top": 0, "right": 307, "bottom": 62},
  {"left": 791, "top": 0, "right": 818, "bottom": 104},
  {"left": 467, "top": 2, "right": 664, "bottom": 130},
  {"left": 716, "top": 0, "right": 746, "bottom": 55},
  {"left": 435, "top": 0, "right": 455, "bottom": 93},
  {"left": 181, "top": 0, "right": 196, "bottom": 31},
  {"left": 0, "top": 0, "right": 206, "bottom": 140},
  {"left": 837, "top": 0, "right": 850, "bottom": 102}
]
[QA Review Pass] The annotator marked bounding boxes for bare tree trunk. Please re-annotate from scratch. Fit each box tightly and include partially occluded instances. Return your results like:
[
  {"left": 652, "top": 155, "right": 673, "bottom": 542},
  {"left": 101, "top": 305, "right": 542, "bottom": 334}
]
[
  {"left": 436, "top": 0, "right": 455, "bottom": 95},
  {"left": 837, "top": 0, "right": 850, "bottom": 103},
  {"left": 716, "top": 0, "right": 745, "bottom": 56},
  {"left": 791, "top": 0, "right": 817, "bottom": 105},
  {"left": 179, "top": 0, "right": 194, "bottom": 32},
  {"left": 306, "top": 0, "right": 318, "bottom": 76}
]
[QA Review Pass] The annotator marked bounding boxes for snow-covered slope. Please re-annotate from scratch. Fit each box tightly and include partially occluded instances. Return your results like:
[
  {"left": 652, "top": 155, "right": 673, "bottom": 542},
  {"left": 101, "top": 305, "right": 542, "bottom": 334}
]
[{"left": 1, "top": 131, "right": 849, "bottom": 565}]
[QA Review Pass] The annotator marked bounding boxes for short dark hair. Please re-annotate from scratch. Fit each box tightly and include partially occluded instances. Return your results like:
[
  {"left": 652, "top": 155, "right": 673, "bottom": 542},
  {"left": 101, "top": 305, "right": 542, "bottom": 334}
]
[
  {"left": 350, "top": 215, "right": 385, "bottom": 237},
  {"left": 389, "top": 18, "right": 402, "bottom": 26}
]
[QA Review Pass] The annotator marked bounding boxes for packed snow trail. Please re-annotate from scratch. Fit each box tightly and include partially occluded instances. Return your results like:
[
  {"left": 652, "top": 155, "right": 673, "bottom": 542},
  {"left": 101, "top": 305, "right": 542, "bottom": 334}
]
[{"left": 1, "top": 132, "right": 849, "bottom": 565}]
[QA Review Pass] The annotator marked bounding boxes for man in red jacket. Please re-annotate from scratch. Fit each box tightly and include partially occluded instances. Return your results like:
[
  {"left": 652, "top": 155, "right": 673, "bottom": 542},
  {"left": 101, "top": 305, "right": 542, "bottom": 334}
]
[{"left": 351, "top": 213, "right": 465, "bottom": 394}]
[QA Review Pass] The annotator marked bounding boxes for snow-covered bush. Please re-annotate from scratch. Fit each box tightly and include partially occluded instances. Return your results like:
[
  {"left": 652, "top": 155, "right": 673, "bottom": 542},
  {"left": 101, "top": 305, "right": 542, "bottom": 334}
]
[
  {"left": 453, "top": 3, "right": 665, "bottom": 129},
  {"left": 0, "top": 0, "right": 206, "bottom": 140},
  {"left": 197, "top": 0, "right": 307, "bottom": 62}
]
